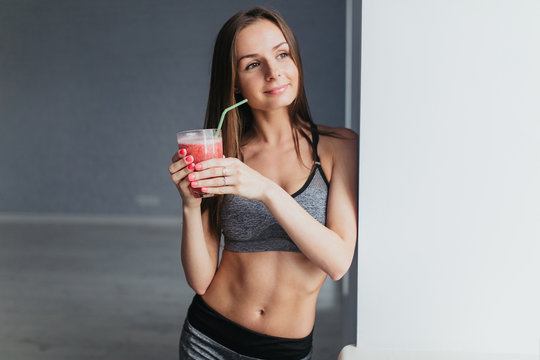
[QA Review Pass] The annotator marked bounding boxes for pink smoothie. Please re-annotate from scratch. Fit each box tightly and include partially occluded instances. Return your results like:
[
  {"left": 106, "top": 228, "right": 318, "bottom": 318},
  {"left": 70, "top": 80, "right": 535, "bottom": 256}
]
[
  {"left": 178, "top": 137, "right": 223, "bottom": 197},
  {"left": 177, "top": 138, "right": 223, "bottom": 163}
]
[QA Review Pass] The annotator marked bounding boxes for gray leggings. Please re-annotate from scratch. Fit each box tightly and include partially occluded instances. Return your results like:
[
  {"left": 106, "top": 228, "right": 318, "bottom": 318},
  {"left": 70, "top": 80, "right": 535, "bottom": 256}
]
[{"left": 179, "top": 320, "right": 313, "bottom": 360}]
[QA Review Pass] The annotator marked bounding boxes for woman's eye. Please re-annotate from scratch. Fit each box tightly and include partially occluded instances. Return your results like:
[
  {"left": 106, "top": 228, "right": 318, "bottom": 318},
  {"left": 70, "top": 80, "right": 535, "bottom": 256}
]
[
  {"left": 246, "top": 62, "right": 259, "bottom": 70},
  {"left": 277, "top": 52, "right": 289, "bottom": 59}
]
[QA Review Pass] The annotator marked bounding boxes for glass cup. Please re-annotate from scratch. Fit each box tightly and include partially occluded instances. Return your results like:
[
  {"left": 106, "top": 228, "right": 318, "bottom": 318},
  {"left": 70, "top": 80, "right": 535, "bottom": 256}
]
[{"left": 176, "top": 129, "right": 223, "bottom": 198}]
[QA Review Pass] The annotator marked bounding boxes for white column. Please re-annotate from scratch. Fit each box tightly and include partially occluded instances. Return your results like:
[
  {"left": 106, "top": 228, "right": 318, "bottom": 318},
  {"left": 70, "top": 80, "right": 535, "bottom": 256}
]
[{"left": 341, "top": 0, "right": 540, "bottom": 359}]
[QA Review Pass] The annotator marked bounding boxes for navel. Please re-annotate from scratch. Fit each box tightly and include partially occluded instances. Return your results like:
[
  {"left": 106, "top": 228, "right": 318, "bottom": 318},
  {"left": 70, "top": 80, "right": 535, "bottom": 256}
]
[{"left": 258, "top": 309, "right": 265, "bottom": 316}]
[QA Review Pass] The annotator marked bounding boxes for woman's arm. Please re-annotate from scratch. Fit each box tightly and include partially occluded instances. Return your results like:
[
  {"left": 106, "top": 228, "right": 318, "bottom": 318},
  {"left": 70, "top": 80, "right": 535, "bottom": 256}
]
[
  {"left": 262, "top": 129, "right": 358, "bottom": 280},
  {"left": 180, "top": 206, "right": 220, "bottom": 294},
  {"left": 169, "top": 150, "right": 220, "bottom": 295}
]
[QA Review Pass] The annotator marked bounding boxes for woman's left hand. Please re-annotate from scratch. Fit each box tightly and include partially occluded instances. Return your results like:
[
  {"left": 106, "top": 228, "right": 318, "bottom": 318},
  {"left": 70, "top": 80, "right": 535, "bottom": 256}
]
[{"left": 187, "top": 157, "right": 273, "bottom": 201}]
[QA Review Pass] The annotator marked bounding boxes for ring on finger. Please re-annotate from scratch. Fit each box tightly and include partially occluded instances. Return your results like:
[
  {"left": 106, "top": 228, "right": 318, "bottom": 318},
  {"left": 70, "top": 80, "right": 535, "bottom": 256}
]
[
  {"left": 222, "top": 167, "right": 230, "bottom": 176},
  {"left": 223, "top": 176, "right": 228, "bottom": 186}
]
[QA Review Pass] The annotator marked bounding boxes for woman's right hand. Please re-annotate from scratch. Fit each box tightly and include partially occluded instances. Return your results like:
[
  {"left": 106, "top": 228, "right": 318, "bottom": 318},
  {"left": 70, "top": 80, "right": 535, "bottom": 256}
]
[{"left": 168, "top": 149, "right": 201, "bottom": 208}]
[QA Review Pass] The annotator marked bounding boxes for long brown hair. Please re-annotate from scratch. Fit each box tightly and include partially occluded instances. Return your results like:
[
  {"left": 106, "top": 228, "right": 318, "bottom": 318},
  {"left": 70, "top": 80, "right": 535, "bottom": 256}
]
[{"left": 202, "top": 7, "right": 326, "bottom": 237}]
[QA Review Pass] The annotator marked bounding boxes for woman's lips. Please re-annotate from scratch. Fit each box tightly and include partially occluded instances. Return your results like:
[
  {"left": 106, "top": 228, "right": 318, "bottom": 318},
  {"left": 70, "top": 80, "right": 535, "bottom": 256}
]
[{"left": 264, "top": 84, "right": 288, "bottom": 95}]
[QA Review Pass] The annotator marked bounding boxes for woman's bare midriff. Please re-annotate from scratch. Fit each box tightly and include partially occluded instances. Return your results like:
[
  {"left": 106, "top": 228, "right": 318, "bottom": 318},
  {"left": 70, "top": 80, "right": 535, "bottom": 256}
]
[{"left": 201, "top": 250, "right": 327, "bottom": 339}]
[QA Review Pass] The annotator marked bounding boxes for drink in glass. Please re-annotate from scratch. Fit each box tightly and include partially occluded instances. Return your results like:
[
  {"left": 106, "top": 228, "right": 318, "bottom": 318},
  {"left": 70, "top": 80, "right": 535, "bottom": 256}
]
[{"left": 176, "top": 129, "right": 223, "bottom": 198}]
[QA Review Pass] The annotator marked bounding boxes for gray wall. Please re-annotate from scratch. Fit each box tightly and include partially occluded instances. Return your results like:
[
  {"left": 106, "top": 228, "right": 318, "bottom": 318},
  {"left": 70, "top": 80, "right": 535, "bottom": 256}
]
[{"left": 0, "top": 0, "right": 345, "bottom": 217}]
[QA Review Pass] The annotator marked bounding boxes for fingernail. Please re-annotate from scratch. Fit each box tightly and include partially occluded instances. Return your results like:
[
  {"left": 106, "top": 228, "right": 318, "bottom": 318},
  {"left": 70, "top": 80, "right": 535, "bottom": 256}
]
[
  {"left": 179, "top": 149, "right": 186, "bottom": 156},
  {"left": 191, "top": 181, "right": 198, "bottom": 187},
  {"left": 187, "top": 163, "right": 195, "bottom": 170},
  {"left": 185, "top": 155, "right": 194, "bottom": 163},
  {"left": 201, "top": 187, "right": 208, "bottom": 192},
  {"left": 188, "top": 173, "right": 195, "bottom": 181},
  {"left": 195, "top": 163, "right": 202, "bottom": 170}
]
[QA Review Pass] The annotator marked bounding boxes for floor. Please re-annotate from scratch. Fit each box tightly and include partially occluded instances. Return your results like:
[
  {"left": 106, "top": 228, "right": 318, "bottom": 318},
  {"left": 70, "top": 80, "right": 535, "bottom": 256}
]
[{"left": 0, "top": 222, "right": 344, "bottom": 360}]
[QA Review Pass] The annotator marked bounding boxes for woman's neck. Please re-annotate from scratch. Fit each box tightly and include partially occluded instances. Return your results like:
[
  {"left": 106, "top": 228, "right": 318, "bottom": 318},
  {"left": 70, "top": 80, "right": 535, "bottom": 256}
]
[{"left": 250, "top": 108, "right": 294, "bottom": 145}]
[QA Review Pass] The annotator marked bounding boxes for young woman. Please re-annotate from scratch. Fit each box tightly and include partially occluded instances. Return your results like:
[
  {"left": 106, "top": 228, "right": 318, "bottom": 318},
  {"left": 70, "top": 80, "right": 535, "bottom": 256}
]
[{"left": 168, "top": 7, "right": 358, "bottom": 360}]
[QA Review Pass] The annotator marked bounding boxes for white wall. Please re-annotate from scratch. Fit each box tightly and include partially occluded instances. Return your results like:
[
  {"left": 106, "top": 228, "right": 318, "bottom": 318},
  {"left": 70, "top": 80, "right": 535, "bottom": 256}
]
[{"left": 345, "top": 0, "right": 540, "bottom": 359}]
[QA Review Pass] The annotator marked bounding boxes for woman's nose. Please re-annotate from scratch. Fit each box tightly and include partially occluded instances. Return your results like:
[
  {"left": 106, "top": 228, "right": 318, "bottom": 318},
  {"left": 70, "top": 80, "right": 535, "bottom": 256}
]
[{"left": 264, "top": 61, "right": 281, "bottom": 81}]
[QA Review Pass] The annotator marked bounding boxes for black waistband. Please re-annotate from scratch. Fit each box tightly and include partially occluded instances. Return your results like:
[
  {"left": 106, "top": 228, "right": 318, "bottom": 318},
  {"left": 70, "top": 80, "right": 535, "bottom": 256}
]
[{"left": 187, "top": 295, "right": 313, "bottom": 360}]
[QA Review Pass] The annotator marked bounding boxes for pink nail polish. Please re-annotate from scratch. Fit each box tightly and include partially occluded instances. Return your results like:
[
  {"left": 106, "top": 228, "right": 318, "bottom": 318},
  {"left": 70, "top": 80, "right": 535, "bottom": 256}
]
[
  {"left": 185, "top": 155, "right": 193, "bottom": 163},
  {"left": 191, "top": 181, "right": 198, "bottom": 187},
  {"left": 179, "top": 148, "right": 187, "bottom": 156},
  {"left": 195, "top": 163, "right": 202, "bottom": 170},
  {"left": 187, "top": 163, "right": 195, "bottom": 170},
  {"left": 201, "top": 187, "right": 208, "bottom": 192},
  {"left": 188, "top": 173, "right": 195, "bottom": 181}
]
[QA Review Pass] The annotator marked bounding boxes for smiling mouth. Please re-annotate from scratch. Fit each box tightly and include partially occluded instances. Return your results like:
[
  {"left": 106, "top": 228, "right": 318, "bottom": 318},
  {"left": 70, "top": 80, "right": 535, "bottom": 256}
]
[{"left": 264, "top": 84, "right": 288, "bottom": 95}]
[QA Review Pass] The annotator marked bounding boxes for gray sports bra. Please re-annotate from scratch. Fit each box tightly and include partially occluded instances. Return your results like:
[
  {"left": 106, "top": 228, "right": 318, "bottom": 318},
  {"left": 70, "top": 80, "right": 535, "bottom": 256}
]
[{"left": 220, "top": 125, "right": 329, "bottom": 253}]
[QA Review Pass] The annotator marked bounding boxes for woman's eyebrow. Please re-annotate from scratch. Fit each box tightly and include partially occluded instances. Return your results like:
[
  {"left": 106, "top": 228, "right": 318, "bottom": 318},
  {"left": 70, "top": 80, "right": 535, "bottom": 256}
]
[{"left": 237, "top": 41, "right": 288, "bottom": 63}]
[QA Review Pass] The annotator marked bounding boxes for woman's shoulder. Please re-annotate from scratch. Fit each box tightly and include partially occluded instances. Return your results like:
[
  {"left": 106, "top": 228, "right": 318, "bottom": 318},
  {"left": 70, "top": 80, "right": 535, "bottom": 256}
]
[
  {"left": 314, "top": 124, "right": 358, "bottom": 180},
  {"left": 316, "top": 124, "right": 358, "bottom": 152}
]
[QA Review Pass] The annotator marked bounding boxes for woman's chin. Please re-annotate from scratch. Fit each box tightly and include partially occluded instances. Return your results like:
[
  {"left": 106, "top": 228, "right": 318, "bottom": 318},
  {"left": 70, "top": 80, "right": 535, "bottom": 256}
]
[{"left": 251, "top": 97, "right": 296, "bottom": 113}]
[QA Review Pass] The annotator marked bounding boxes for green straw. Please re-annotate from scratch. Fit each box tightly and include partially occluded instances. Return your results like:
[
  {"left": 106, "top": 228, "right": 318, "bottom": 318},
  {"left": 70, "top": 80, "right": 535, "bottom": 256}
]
[{"left": 216, "top": 99, "right": 248, "bottom": 136}]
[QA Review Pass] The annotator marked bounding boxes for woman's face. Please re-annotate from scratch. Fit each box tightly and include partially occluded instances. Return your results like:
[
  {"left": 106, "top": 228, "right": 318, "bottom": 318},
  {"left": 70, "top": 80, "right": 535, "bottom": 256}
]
[{"left": 234, "top": 20, "right": 299, "bottom": 114}]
